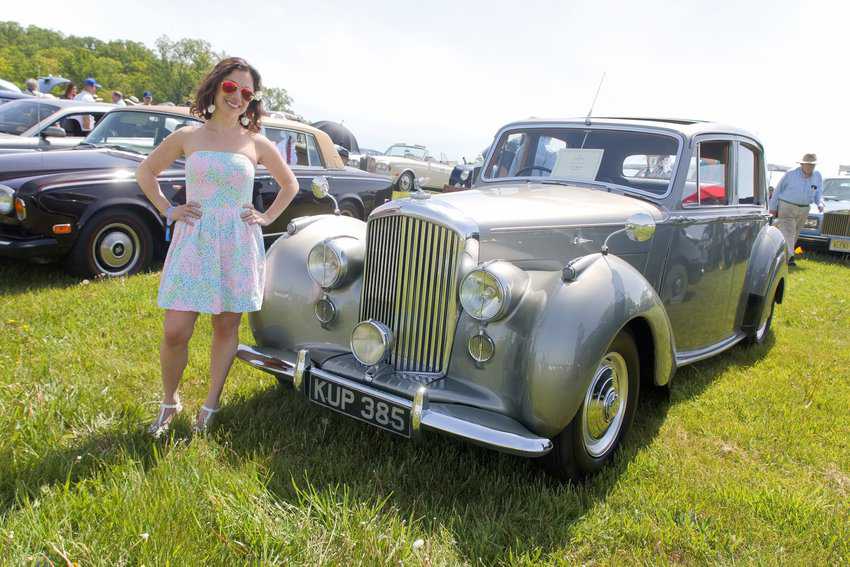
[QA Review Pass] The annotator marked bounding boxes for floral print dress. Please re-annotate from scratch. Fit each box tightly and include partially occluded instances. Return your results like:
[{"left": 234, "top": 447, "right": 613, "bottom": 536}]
[{"left": 158, "top": 151, "right": 264, "bottom": 314}]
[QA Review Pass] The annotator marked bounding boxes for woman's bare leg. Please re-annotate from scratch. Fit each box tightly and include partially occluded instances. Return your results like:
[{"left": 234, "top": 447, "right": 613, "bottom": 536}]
[
  {"left": 204, "top": 311, "right": 242, "bottom": 413},
  {"left": 160, "top": 309, "right": 199, "bottom": 412}
]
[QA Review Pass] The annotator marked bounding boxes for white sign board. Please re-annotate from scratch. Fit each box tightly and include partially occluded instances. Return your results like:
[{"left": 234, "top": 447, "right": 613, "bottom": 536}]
[{"left": 551, "top": 148, "right": 604, "bottom": 181}]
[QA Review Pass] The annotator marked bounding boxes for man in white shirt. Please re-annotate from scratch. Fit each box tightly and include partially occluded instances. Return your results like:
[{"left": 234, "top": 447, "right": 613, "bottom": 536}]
[
  {"left": 74, "top": 77, "right": 101, "bottom": 131},
  {"left": 111, "top": 91, "right": 127, "bottom": 106}
]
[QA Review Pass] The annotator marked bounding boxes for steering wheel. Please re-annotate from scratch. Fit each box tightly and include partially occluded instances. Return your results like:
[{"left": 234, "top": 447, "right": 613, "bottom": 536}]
[{"left": 514, "top": 165, "right": 552, "bottom": 176}]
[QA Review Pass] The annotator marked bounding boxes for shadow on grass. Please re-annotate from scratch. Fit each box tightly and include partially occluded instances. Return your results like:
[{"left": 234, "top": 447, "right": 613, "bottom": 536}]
[
  {"left": 0, "top": 257, "right": 165, "bottom": 296},
  {"left": 207, "top": 336, "right": 777, "bottom": 563}
]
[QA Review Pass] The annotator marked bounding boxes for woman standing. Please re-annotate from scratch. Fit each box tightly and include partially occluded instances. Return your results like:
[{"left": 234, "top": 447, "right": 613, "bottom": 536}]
[
  {"left": 62, "top": 83, "right": 77, "bottom": 99},
  {"left": 136, "top": 57, "right": 298, "bottom": 436}
]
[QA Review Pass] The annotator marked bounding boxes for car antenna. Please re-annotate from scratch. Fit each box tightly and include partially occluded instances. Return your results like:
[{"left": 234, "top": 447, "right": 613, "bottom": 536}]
[{"left": 584, "top": 72, "right": 606, "bottom": 126}]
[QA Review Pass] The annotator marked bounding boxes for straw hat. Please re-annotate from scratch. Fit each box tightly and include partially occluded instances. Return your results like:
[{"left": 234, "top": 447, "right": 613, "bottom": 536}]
[{"left": 798, "top": 153, "right": 817, "bottom": 164}]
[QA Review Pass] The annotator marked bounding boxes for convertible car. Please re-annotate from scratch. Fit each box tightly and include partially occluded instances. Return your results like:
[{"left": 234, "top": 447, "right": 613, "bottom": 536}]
[
  {"left": 0, "top": 98, "right": 113, "bottom": 153},
  {"left": 365, "top": 143, "right": 455, "bottom": 191},
  {"left": 236, "top": 117, "right": 787, "bottom": 480},
  {"left": 0, "top": 106, "right": 393, "bottom": 277}
]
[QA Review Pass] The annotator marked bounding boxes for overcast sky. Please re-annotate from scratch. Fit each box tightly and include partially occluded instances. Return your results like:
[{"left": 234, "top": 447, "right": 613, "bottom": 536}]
[{"left": 5, "top": 1, "right": 848, "bottom": 173}]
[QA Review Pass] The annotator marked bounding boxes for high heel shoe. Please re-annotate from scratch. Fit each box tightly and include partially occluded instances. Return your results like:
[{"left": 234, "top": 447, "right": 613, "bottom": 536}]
[
  {"left": 193, "top": 404, "right": 219, "bottom": 435},
  {"left": 148, "top": 400, "right": 182, "bottom": 438}
]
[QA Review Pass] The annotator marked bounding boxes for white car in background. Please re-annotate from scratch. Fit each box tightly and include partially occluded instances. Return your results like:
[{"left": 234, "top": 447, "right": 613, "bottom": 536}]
[{"left": 366, "top": 143, "right": 455, "bottom": 191}]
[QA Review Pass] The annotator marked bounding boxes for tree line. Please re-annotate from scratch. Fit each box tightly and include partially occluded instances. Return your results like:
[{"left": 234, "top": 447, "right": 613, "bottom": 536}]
[{"left": 0, "top": 21, "right": 293, "bottom": 112}]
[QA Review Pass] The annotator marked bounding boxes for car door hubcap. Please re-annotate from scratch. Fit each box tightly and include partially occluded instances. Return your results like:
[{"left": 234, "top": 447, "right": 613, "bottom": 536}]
[
  {"left": 94, "top": 223, "right": 140, "bottom": 274},
  {"left": 582, "top": 352, "right": 628, "bottom": 457}
]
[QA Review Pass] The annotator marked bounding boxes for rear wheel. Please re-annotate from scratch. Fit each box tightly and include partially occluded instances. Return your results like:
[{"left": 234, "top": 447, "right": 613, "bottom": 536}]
[
  {"left": 745, "top": 288, "right": 777, "bottom": 345},
  {"left": 544, "top": 330, "right": 640, "bottom": 481},
  {"left": 66, "top": 209, "right": 154, "bottom": 278},
  {"left": 397, "top": 171, "right": 414, "bottom": 192}
]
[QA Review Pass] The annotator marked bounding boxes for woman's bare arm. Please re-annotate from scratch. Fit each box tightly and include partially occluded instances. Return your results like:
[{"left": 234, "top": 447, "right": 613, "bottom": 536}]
[{"left": 136, "top": 127, "right": 202, "bottom": 224}]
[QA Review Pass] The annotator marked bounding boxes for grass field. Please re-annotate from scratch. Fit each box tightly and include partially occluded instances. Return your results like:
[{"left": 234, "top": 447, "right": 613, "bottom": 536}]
[{"left": 0, "top": 253, "right": 848, "bottom": 566}]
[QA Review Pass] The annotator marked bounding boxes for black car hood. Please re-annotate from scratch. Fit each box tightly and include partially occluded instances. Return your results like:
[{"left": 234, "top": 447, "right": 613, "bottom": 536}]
[{"left": 0, "top": 148, "right": 147, "bottom": 183}]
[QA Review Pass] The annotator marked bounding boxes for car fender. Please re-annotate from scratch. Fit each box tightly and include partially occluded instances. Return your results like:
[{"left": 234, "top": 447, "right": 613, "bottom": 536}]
[
  {"left": 741, "top": 224, "right": 787, "bottom": 331},
  {"left": 520, "top": 253, "right": 675, "bottom": 437},
  {"left": 248, "top": 214, "right": 366, "bottom": 355},
  {"left": 75, "top": 193, "right": 165, "bottom": 231}
]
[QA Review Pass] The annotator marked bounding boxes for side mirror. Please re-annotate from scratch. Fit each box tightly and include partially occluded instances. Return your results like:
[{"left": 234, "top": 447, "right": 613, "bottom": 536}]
[
  {"left": 311, "top": 175, "right": 340, "bottom": 215},
  {"left": 41, "top": 126, "right": 66, "bottom": 139},
  {"left": 625, "top": 212, "right": 656, "bottom": 242}
]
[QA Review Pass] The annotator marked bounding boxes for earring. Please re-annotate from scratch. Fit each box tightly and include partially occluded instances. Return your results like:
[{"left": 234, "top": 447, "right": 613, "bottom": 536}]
[
  {"left": 206, "top": 104, "right": 215, "bottom": 115},
  {"left": 240, "top": 115, "right": 250, "bottom": 127}
]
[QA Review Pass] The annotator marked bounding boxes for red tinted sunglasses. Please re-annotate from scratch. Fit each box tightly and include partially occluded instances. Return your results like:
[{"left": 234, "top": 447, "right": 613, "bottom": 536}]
[{"left": 221, "top": 80, "right": 257, "bottom": 102}]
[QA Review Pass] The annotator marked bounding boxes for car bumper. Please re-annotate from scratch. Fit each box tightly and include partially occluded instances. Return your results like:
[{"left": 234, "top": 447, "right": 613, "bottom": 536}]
[
  {"left": 0, "top": 235, "right": 60, "bottom": 258},
  {"left": 236, "top": 344, "right": 553, "bottom": 457}
]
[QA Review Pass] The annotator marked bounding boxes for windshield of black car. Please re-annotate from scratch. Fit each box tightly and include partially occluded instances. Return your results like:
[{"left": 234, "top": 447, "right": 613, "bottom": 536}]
[
  {"left": 385, "top": 145, "right": 426, "bottom": 160},
  {"left": 0, "top": 100, "right": 61, "bottom": 134},
  {"left": 483, "top": 127, "right": 681, "bottom": 196},
  {"left": 824, "top": 178, "right": 850, "bottom": 200},
  {"left": 84, "top": 111, "right": 200, "bottom": 154}
]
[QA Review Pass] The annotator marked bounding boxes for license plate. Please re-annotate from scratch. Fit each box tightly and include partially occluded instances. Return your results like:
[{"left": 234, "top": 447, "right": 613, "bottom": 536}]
[
  {"left": 308, "top": 375, "right": 412, "bottom": 437},
  {"left": 829, "top": 237, "right": 850, "bottom": 252}
]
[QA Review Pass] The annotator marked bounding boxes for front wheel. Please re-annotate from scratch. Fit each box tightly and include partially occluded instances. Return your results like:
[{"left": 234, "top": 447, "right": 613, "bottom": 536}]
[
  {"left": 397, "top": 171, "right": 414, "bottom": 192},
  {"left": 66, "top": 209, "right": 155, "bottom": 278},
  {"left": 544, "top": 330, "right": 640, "bottom": 481}
]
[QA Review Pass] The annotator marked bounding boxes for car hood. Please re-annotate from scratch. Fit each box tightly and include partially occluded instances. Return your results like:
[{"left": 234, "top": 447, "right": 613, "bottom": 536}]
[
  {"left": 373, "top": 182, "right": 664, "bottom": 268},
  {"left": 0, "top": 148, "right": 147, "bottom": 183},
  {"left": 811, "top": 199, "right": 850, "bottom": 214}
]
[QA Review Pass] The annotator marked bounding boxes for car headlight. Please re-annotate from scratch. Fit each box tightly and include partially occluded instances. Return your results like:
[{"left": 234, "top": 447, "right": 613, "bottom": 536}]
[
  {"left": 307, "top": 236, "right": 363, "bottom": 289},
  {"left": 376, "top": 162, "right": 389, "bottom": 172},
  {"left": 0, "top": 185, "right": 14, "bottom": 215},
  {"left": 459, "top": 261, "right": 528, "bottom": 322},
  {"left": 804, "top": 217, "right": 819, "bottom": 229}
]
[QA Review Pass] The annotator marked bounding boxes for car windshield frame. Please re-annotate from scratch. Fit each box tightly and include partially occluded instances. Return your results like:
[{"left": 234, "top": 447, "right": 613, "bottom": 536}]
[
  {"left": 385, "top": 145, "right": 427, "bottom": 160},
  {"left": 0, "top": 99, "right": 61, "bottom": 135},
  {"left": 82, "top": 109, "right": 202, "bottom": 155},
  {"left": 480, "top": 123, "right": 685, "bottom": 199},
  {"left": 823, "top": 178, "right": 850, "bottom": 201}
]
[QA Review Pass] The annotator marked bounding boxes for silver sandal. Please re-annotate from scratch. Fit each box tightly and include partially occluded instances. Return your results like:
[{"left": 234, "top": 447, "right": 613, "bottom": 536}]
[
  {"left": 193, "top": 404, "right": 220, "bottom": 435},
  {"left": 148, "top": 400, "right": 183, "bottom": 438}
]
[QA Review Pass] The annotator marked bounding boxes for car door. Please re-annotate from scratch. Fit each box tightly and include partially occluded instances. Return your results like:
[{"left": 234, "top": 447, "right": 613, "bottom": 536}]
[
  {"left": 425, "top": 154, "right": 452, "bottom": 188},
  {"left": 660, "top": 137, "right": 737, "bottom": 352}
]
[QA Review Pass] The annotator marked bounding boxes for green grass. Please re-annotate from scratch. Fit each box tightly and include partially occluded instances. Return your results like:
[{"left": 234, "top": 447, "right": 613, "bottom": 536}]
[{"left": 0, "top": 253, "right": 848, "bottom": 566}]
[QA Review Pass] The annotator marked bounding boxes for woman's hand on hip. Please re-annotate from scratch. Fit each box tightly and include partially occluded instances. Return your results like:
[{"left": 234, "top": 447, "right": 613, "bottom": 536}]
[
  {"left": 241, "top": 203, "right": 271, "bottom": 226},
  {"left": 172, "top": 201, "right": 203, "bottom": 225}
]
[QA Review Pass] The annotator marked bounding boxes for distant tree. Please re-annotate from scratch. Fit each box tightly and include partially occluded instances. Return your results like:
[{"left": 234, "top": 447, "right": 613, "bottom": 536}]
[
  {"left": 150, "top": 36, "right": 224, "bottom": 104},
  {"left": 261, "top": 86, "right": 293, "bottom": 113}
]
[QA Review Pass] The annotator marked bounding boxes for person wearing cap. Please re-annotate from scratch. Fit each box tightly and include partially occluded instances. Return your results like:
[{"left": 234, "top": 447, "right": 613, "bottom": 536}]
[
  {"left": 74, "top": 78, "right": 101, "bottom": 131},
  {"left": 112, "top": 91, "right": 127, "bottom": 106},
  {"left": 769, "top": 153, "right": 824, "bottom": 265},
  {"left": 142, "top": 91, "right": 153, "bottom": 105}
]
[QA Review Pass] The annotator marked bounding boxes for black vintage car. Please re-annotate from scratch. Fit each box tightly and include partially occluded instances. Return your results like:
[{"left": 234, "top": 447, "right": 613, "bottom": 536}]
[{"left": 0, "top": 106, "right": 394, "bottom": 277}]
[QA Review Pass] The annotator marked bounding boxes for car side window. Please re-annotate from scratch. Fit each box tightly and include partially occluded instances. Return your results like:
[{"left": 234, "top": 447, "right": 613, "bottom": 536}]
[
  {"left": 736, "top": 143, "right": 760, "bottom": 205},
  {"left": 266, "top": 127, "right": 314, "bottom": 167},
  {"left": 683, "top": 140, "right": 731, "bottom": 206},
  {"left": 305, "top": 133, "right": 323, "bottom": 167}
]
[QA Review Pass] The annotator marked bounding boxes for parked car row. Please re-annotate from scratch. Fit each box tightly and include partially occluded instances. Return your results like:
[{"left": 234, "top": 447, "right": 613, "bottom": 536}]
[
  {"left": 0, "top": 104, "right": 393, "bottom": 277},
  {"left": 798, "top": 176, "right": 850, "bottom": 253}
]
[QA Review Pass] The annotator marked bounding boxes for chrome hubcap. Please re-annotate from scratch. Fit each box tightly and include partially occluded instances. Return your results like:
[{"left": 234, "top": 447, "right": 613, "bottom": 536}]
[
  {"left": 398, "top": 174, "right": 412, "bottom": 191},
  {"left": 582, "top": 352, "right": 628, "bottom": 457},
  {"left": 93, "top": 223, "right": 140, "bottom": 274}
]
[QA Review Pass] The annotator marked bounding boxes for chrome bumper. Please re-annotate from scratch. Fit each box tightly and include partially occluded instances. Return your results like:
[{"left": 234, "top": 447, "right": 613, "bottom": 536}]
[{"left": 236, "top": 344, "right": 553, "bottom": 457}]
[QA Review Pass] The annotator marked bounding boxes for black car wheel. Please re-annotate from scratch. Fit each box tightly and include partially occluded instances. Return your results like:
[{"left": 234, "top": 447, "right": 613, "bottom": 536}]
[
  {"left": 397, "top": 172, "right": 414, "bottom": 192},
  {"left": 67, "top": 210, "right": 154, "bottom": 278},
  {"left": 338, "top": 200, "right": 362, "bottom": 219},
  {"left": 745, "top": 288, "right": 777, "bottom": 346},
  {"left": 544, "top": 330, "right": 640, "bottom": 482}
]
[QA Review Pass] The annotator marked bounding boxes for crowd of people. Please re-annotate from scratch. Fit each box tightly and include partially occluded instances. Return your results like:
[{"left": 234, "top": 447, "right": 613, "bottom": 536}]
[{"left": 21, "top": 75, "right": 161, "bottom": 107}]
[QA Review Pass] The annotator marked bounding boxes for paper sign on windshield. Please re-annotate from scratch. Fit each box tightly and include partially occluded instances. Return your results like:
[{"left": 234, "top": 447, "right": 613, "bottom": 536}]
[{"left": 551, "top": 148, "right": 604, "bottom": 180}]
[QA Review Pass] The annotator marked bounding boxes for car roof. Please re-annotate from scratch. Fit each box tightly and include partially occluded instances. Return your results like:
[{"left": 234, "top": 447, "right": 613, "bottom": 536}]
[
  {"left": 501, "top": 116, "right": 761, "bottom": 144},
  {"left": 2, "top": 97, "right": 114, "bottom": 110},
  {"left": 112, "top": 104, "right": 196, "bottom": 117}
]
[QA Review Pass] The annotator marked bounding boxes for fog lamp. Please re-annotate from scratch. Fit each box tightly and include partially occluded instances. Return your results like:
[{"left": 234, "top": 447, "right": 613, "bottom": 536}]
[
  {"left": 468, "top": 331, "right": 495, "bottom": 363},
  {"left": 351, "top": 320, "right": 393, "bottom": 366}
]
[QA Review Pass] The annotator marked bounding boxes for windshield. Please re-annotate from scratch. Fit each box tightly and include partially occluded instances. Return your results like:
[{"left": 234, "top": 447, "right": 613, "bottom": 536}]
[
  {"left": 824, "top": 178, "right": 850, "bottom": 201},
  {"left": 483, "top": 127, "right": 681, "bottom": 195},
  {"left": 84, "top": 110, "right": 201, "bottom": 154},
  {"left": 385, "top": 145, "right": 426, "bottom": 160},
  {"left": 0, "top": 100, "right": 61, "bottom": 134}
]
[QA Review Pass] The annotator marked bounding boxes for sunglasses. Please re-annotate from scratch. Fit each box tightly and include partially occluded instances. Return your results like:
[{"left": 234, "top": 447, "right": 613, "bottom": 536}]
[{"left": 220, "top": 80, "right": 258, "bottom": 102}]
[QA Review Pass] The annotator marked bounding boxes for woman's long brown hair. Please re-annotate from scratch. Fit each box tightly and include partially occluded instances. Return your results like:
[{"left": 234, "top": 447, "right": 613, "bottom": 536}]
[{"left": 190, "top": 57, "right": 264, "bottom": 133}]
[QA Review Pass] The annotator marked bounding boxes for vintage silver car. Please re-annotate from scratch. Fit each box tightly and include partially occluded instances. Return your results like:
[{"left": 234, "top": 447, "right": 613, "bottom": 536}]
[
  {"left": 366, "top": 143, "right": 455, "bottom": 191},
  {"left": 236, "top": 117, "right": 788, "bottom": 480}
]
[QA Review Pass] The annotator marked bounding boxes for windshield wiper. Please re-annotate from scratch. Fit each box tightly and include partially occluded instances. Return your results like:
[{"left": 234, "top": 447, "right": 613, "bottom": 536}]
[{"left": 74, "top": 142, "right": 142, "bottom": 155}]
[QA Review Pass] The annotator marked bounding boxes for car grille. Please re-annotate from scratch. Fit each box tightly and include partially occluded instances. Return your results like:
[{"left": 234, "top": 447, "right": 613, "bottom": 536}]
[
  {"left": 360, "top": 215, "right": 463, "bottom": 374},
  {"left": 821, "top": 212, "right": 850, "bottom": 237}
]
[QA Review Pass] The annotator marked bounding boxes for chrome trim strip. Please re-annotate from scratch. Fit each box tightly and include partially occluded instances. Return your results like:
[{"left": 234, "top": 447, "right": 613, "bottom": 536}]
[
  {"left": 675, "top": 332, "right": 746, "bottom": 366},
  {"left": 0, "top": 239, "right": 10, "bottom": 245},
  {"left": 419, "top": 411, "right": 553, "bottom": 457},
  {"left": 39, "top": 175, "right": 185, "bottom": 193},
  {"left": 293, "top": 349, "right": 309, "bottom": 392},
  {"left": 236, "top": 344, "right": 295, "bottom": 378},
  {"left": 262, "top": 231, "right": 287, "bottom": 239}
]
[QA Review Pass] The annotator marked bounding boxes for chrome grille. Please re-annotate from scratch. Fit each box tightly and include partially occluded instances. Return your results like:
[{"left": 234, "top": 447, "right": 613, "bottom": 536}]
[
  {"left": 360, "top": 215, "right": 463, "bottom": 373},
  {"left": 822, "top": 212, "right": 850, "bottom": 237}
]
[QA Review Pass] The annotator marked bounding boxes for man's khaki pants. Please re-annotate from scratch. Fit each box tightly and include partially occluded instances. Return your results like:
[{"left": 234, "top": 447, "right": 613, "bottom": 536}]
[{"left": 774, "top": 200, "right": 810, "bottom": 256}]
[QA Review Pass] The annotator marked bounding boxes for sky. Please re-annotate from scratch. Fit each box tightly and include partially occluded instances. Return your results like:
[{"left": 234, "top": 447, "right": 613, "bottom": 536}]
[{"left": 4, "top": 0, "right": 849, "bottom": 173}]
